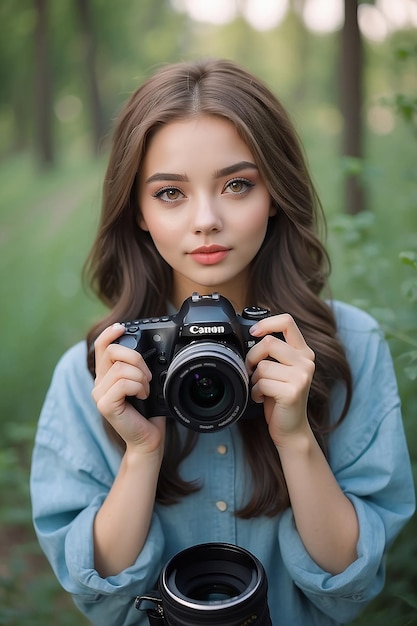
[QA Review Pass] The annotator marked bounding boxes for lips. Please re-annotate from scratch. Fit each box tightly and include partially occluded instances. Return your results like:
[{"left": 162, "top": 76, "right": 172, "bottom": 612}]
[{"left": 188, "top": 245, "right": 231, "bottom": 265}]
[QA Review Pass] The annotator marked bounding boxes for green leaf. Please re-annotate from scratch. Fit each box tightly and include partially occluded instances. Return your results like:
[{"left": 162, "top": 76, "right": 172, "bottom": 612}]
[
  {"left": 400, "top": 251, "right": 417, "bottom": 270},
  {"left": 398, "top": 351, "right": 417, "bottom": 381}
]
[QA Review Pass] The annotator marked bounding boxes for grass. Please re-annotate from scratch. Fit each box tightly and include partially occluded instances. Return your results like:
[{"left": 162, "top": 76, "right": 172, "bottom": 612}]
[{"left": 0, "top": 119, "right": 416, "bottom": 623}]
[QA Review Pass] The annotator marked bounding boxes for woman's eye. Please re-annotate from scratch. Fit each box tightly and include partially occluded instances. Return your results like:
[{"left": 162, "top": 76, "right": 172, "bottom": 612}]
[
  {"left": 224, "top": 178, "right": 254, "bottom": 195},
  {"left": 153, "top": 187, "right": 184, "bottom": 202}
]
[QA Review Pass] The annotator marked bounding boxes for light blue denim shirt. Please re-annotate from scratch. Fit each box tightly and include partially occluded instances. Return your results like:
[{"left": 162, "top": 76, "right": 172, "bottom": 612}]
[{"left": 30, "top": 301, "right": 415, "bottom": 626}]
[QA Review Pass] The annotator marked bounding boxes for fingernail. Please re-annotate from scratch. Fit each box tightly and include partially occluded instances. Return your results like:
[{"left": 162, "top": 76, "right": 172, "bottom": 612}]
[{"left": 249, "top": 324, "right": 259, "bottom": 336}]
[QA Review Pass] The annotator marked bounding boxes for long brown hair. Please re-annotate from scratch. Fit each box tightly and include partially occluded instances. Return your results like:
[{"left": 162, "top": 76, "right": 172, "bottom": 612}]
[{"left": 84, "top": 59, "right": 352, "bottom": 518}]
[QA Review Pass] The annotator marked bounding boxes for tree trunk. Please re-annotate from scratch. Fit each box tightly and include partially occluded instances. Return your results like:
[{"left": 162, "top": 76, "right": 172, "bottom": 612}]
[
  {"left": 34, "top": 0, "right": 54, "bottom": 167},
  {"left": 74, "top": 0, "right": 105, "bottom": 154},
  {"left": 340, "top": 0, "right": 365, "bottom": 214}
]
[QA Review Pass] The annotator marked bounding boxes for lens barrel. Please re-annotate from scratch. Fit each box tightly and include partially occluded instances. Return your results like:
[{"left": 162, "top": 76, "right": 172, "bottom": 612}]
[
  {"left": 158, "top": 543, "right": 272, "bottom": 626},
  {"left": 163, "top": 342, "right": 249, "bottom": 432}
]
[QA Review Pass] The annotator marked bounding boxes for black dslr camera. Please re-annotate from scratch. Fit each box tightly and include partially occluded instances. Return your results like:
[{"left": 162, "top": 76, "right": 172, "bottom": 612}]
[
  {"left": 135, "top": 542, "right": 272, "bottom": 625},
  {"left": 114, "top": 292, "right": 271, "bottom": 432}
]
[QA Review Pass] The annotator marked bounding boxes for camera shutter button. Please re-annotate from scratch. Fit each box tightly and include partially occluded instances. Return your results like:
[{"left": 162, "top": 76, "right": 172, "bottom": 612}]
[{"left": 118, "top": 332, "right": 140, "bottom": 349}]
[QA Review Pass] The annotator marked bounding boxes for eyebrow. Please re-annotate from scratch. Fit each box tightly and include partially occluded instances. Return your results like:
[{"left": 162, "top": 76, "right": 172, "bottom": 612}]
[
  {"left": 213, "top": 161, "right": 258, "bottom": 178},
  {"left": 145, "top": 172, "right": 189, "bottom": 184},
  {"left": 145, "top": 161, "right": 258, "bottom": 184}
]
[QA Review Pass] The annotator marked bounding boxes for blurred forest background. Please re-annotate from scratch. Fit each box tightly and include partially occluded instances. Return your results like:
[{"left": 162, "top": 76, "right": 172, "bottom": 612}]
[{"left": 0, "top": 0, "right": 416, "bottom": 624}]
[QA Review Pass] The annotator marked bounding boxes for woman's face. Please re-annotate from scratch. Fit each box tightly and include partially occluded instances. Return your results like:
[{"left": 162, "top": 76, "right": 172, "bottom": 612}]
[{"left": 138, "top": 115, "right": 274, "bottom": 310}]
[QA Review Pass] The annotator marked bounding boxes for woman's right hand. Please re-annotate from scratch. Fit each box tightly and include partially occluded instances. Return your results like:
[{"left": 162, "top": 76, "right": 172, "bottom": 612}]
[
  {"left": 92, "top": 323, "right": 166, "bottom": 455},
  {"left": 92, "top": 324, "right": 166, "bottom": 577}
]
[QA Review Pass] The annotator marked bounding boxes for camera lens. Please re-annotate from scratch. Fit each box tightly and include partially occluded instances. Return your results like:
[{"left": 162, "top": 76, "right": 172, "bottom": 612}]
[
  {"left": 163, "top": 342, "right": 249, "bottom": 432},
  {"left": 189, "top": 369, "right": 225, "bottom": 409},
  {"left": 183, "top": 366, "right": 233, "bottom": 419},
  {"left": 158, "top": 543, "right": 272, "bottom": 626}
]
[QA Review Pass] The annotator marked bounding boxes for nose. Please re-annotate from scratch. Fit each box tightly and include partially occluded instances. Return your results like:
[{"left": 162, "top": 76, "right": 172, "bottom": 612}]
[{"left": 192, "top": 195, "right": 223, "bottom": 234}]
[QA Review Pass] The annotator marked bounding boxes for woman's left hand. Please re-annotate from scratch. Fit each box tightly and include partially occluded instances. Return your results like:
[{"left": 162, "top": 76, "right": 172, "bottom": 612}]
[
  {"left": 246, "top": 315, "right": 359, "bottom": 576},
  {"left": 245, "top": 314, "right": 315, "bottom": 446}
]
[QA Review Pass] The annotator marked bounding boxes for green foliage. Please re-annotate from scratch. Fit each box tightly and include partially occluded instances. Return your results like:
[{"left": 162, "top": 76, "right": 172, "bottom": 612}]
[
  {"left": 397, "top": 252, "right": 417, "bottom": 381},
  {"left": 0, "top": 154, "right": 104, "bottom": 624},
  {"left": 0, "top": 0, "right": 190, "bottom": 159},
  {"left": 0, "top": 541, "right": 89, "bottom": 626}
]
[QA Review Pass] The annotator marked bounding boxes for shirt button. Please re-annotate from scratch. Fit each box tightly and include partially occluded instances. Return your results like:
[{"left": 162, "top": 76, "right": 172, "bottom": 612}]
[
  {"left": 216, "top": 500, "right": 228, "bottom": 512},
  {"left": 217, "top": 444, "right": 228, "bottom": 455}
]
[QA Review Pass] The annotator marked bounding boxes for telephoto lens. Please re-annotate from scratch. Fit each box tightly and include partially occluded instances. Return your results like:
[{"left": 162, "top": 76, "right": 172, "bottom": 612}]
[{"left": 136, "top": 543, "right": 272, "bottom": 625}]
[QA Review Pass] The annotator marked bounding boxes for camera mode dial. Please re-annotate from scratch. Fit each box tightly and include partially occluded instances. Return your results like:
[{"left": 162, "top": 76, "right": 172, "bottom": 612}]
[{"left": 242, "top": 306, "right": 270, "bottom": 321}]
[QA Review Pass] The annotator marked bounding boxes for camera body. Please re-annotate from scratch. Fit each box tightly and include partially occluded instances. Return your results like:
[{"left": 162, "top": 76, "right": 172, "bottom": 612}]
[{"left": 114, "top": 292, "right": 271, "bottom": 432}]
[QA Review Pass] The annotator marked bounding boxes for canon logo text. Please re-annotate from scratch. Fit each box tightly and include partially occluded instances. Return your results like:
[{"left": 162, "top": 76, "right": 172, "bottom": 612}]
[{"left": 189, "top": 325, "right": 225, "bottom": 335}]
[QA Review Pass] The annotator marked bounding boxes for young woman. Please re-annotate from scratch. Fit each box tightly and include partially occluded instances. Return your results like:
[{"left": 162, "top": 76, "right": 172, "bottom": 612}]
[{"left": 30, "top": 59, "right": 415, "bottom": 625}]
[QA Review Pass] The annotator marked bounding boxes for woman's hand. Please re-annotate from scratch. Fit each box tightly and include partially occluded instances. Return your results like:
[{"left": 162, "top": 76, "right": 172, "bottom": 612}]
[
  {"left": 246, "top": 316, "right": 359, "bottom": 574},
  {"left": 92, "top": 323, "right": 166, "bottom": 578},
  {"left": 245, "top": 314, "right": 315, "bottom": 447},
  {"left": 92, "top": 323, "right": 165, "bottom": 456}
]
